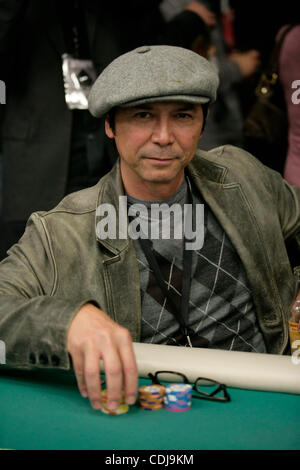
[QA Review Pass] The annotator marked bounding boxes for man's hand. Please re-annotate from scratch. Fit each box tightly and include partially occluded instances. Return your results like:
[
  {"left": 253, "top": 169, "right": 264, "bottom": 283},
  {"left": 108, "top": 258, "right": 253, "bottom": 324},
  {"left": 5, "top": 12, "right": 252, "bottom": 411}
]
[
  {"left": 67, "top": 303, "right": 138, "bottom": 411},
  {"left": 230, "top": 50, "right": 261, "bottom": 78},
  {"left": 185, "top": 1, "right": 217, "bottom": 27}
]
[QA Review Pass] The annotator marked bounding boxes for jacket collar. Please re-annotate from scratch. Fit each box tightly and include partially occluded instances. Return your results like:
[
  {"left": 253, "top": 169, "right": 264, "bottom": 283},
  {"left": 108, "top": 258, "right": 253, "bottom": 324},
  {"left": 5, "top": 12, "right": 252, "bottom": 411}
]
[{"left": 187, "top": 149, "right": 228, "bottom": 184}]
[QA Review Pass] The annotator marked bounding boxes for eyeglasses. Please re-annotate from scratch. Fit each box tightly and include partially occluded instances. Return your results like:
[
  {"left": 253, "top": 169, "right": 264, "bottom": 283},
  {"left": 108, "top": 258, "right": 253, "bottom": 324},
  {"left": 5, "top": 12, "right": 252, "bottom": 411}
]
[{"left": 147, "top": 370, "right": 231, "bottom": 403}]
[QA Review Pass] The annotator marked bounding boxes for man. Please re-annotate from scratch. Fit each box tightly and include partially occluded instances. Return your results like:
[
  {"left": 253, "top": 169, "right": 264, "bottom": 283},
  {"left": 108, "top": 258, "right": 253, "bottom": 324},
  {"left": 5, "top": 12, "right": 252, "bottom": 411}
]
[{"left": 0, "top": 46, "right": 299, "bottom": 414}]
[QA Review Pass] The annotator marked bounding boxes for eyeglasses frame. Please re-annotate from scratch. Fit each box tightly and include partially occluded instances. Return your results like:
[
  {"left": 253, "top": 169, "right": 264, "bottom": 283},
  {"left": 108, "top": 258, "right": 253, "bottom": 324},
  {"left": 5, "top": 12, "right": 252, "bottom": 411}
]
[{"left": 148, "top": 370, "right": 231, "bottom": 403}]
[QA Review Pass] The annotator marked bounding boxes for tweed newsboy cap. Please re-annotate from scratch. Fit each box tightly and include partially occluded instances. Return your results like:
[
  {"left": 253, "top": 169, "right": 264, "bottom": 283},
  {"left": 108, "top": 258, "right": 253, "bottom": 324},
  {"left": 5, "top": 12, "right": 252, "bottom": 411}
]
[{"left": 88, "top": 45, "right": 219, "bottom": 117}]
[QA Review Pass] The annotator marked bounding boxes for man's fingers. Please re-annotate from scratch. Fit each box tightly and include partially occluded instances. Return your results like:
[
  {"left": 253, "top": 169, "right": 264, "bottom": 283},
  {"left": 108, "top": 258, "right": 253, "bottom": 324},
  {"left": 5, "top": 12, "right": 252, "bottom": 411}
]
[
  {"left": 71, "top": 335, "right": 138, "bottom": 411},
  {"left": 71, "top": 351, "right": 88, "bottom": 398},
  {"left": 83, "top": 345, "right": 102, "bottom": 409},
  {"left": 118, "top": 334, "right": 138, "bottom": 405},
  {"left": 102, "top": 334, "right": 127, "bottom": 410},
  {"left": 67, "top": 304, "right": 137, "bottom": 411}
]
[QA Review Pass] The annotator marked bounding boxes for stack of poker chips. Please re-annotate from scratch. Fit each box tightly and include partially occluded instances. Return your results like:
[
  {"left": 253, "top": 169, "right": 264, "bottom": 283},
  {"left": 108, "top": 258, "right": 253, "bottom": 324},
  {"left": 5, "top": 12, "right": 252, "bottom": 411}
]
[
  {"left": 138, "top": 384, "right": 166, "bottom": 410},
  {"left": 163, "top": 383, "right": 192, "bottom": 412},
  {"left": 101, "top": 389, "right": 129, "bottom": 415},
  {"left": 101, "top": 382, "right": 193, "bottom": 415}
]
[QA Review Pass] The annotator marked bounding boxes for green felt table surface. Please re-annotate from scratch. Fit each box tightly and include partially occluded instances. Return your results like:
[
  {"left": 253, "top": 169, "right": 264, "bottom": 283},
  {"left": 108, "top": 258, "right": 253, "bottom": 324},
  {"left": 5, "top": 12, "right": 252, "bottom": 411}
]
[{"left": 0, "top": 367, "right": 299, "bottom": 450}]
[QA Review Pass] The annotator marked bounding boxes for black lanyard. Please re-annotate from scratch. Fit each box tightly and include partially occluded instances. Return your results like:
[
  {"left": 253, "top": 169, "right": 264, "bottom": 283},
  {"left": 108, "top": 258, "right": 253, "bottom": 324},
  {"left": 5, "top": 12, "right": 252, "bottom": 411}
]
[{"left": 137, "top": 176, "right": 195, "bottom": 347}]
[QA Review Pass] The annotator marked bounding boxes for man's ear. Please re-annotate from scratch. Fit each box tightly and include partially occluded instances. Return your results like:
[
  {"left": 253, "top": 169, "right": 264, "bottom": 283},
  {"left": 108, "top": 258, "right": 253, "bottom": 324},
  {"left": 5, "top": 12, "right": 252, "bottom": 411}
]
[{"left": 105, "top": 116, "right": 115, "bottom": 139}]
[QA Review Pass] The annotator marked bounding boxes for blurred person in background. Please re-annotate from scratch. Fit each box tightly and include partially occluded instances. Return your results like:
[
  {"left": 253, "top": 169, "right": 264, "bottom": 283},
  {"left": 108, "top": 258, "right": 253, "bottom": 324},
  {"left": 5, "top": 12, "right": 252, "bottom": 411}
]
[
  {"left": 278, "top": 23, "right": 300, "bottom": 187},
  {"left": 160, "top": 0, "right": 261, "bottom": 150},
  {"left": 158, "top": 4, "right": 212, "bottom": 59},
  {"left": 0, "top": 0, "right": 164, "bottom": 260}
]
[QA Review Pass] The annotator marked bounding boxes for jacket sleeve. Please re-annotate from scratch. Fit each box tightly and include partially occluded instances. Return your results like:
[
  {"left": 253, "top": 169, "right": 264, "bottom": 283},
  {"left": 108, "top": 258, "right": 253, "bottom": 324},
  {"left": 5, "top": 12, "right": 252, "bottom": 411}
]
[
  {"left": 272, "top": 175, "right": 300, "bottom": 240},
  {"left": 0, "top": 213, "right": 96, "bottom": 370}
]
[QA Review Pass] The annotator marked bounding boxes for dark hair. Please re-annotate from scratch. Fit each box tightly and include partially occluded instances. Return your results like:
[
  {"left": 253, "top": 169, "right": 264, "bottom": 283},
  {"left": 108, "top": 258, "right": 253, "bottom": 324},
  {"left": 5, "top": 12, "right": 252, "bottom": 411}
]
[
  {"left": 107, "top": 107, "right": 117, "bottom": 133},
  {"left": 201, "top": 103, "right": 209, "bottom": 132},
  {"left": 107, "top": 102, "right": 209, "bottom": 134}
]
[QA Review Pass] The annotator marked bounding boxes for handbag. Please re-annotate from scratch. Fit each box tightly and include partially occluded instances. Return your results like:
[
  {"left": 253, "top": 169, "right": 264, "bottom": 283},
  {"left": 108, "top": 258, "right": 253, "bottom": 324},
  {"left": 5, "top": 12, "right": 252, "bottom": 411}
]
[{"left": 243, "top": 25, "right": 295, "bottom": 173}]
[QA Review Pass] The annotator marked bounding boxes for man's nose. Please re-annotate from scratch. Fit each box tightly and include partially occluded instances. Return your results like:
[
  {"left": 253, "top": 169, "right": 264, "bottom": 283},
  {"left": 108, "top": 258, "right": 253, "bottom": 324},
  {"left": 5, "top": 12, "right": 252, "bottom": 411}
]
[{"left": 151, "top": 118, "right": 174, "bottom": 145}]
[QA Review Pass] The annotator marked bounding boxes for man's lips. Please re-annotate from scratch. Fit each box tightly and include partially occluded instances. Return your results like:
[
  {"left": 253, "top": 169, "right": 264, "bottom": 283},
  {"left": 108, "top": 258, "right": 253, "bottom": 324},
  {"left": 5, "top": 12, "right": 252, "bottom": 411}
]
[
  {"left": 143, "top": 157, "right": 177, "bottom": 165},
  {"left": 142, "top": 155, "right": 178, "bottom": 161}
]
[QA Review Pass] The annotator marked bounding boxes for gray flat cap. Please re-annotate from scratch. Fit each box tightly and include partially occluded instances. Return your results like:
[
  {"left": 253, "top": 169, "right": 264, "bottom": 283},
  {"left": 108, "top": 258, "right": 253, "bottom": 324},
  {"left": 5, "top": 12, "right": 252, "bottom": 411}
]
[{"left": 88, "top": 45, "right": 219, "bottom": 117}]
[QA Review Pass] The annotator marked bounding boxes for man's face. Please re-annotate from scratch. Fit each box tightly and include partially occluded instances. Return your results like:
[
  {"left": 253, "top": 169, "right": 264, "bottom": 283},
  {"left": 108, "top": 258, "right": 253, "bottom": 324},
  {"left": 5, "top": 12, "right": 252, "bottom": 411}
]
[{"left": 105, "top": 101, "right": 204, "bottom": 198}]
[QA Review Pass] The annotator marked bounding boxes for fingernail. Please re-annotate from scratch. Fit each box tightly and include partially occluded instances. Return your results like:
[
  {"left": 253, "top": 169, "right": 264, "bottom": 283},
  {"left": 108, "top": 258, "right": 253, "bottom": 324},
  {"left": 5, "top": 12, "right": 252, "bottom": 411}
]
[
  {"left": 92, "top": 400, "right": 102, "bottom": 410},
  {"left": 126, "top": 395, "right": 136, "bottom": 405},
  {"left": 108, "top": 401, "right": 119, "bottom": 410},
  {"left": 81, "top": 390, "right": 88, "bottom": 398}
]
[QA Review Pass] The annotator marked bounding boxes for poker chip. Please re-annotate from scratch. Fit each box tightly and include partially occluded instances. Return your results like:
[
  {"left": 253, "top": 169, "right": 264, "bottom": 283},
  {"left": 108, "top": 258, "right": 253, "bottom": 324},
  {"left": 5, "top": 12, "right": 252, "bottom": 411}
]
[
  {"left": 101, "top": 404, "right": 129, "bottom": 415},
  {"left": 164, "top": 383, "right": 192, "bottom": 412},
  {"left": 138, "top": 384, "right": 166, "bottom": 410},
  {"left": 100, "top": 389, "right": 129, "bottom": 415}
]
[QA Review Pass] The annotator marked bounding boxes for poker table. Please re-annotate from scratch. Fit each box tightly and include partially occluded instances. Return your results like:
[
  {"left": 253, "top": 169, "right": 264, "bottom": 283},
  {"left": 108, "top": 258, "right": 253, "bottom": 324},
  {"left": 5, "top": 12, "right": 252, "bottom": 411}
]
[{"left": 0, "top": 367, "right": 299, "bottom": 451}]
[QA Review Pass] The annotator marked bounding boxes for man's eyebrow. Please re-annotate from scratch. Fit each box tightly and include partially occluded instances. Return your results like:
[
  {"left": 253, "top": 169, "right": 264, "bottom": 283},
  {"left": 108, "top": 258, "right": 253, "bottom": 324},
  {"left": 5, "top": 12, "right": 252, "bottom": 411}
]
[
  {"left": 175, "top": 104, "right": 196, "bottom": 111},
  {"left": 129, "top": 105, "right": 153, "bottom": 111},
  {"left": 129, "top": 104, "right": 197, "bottom": 111}
]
